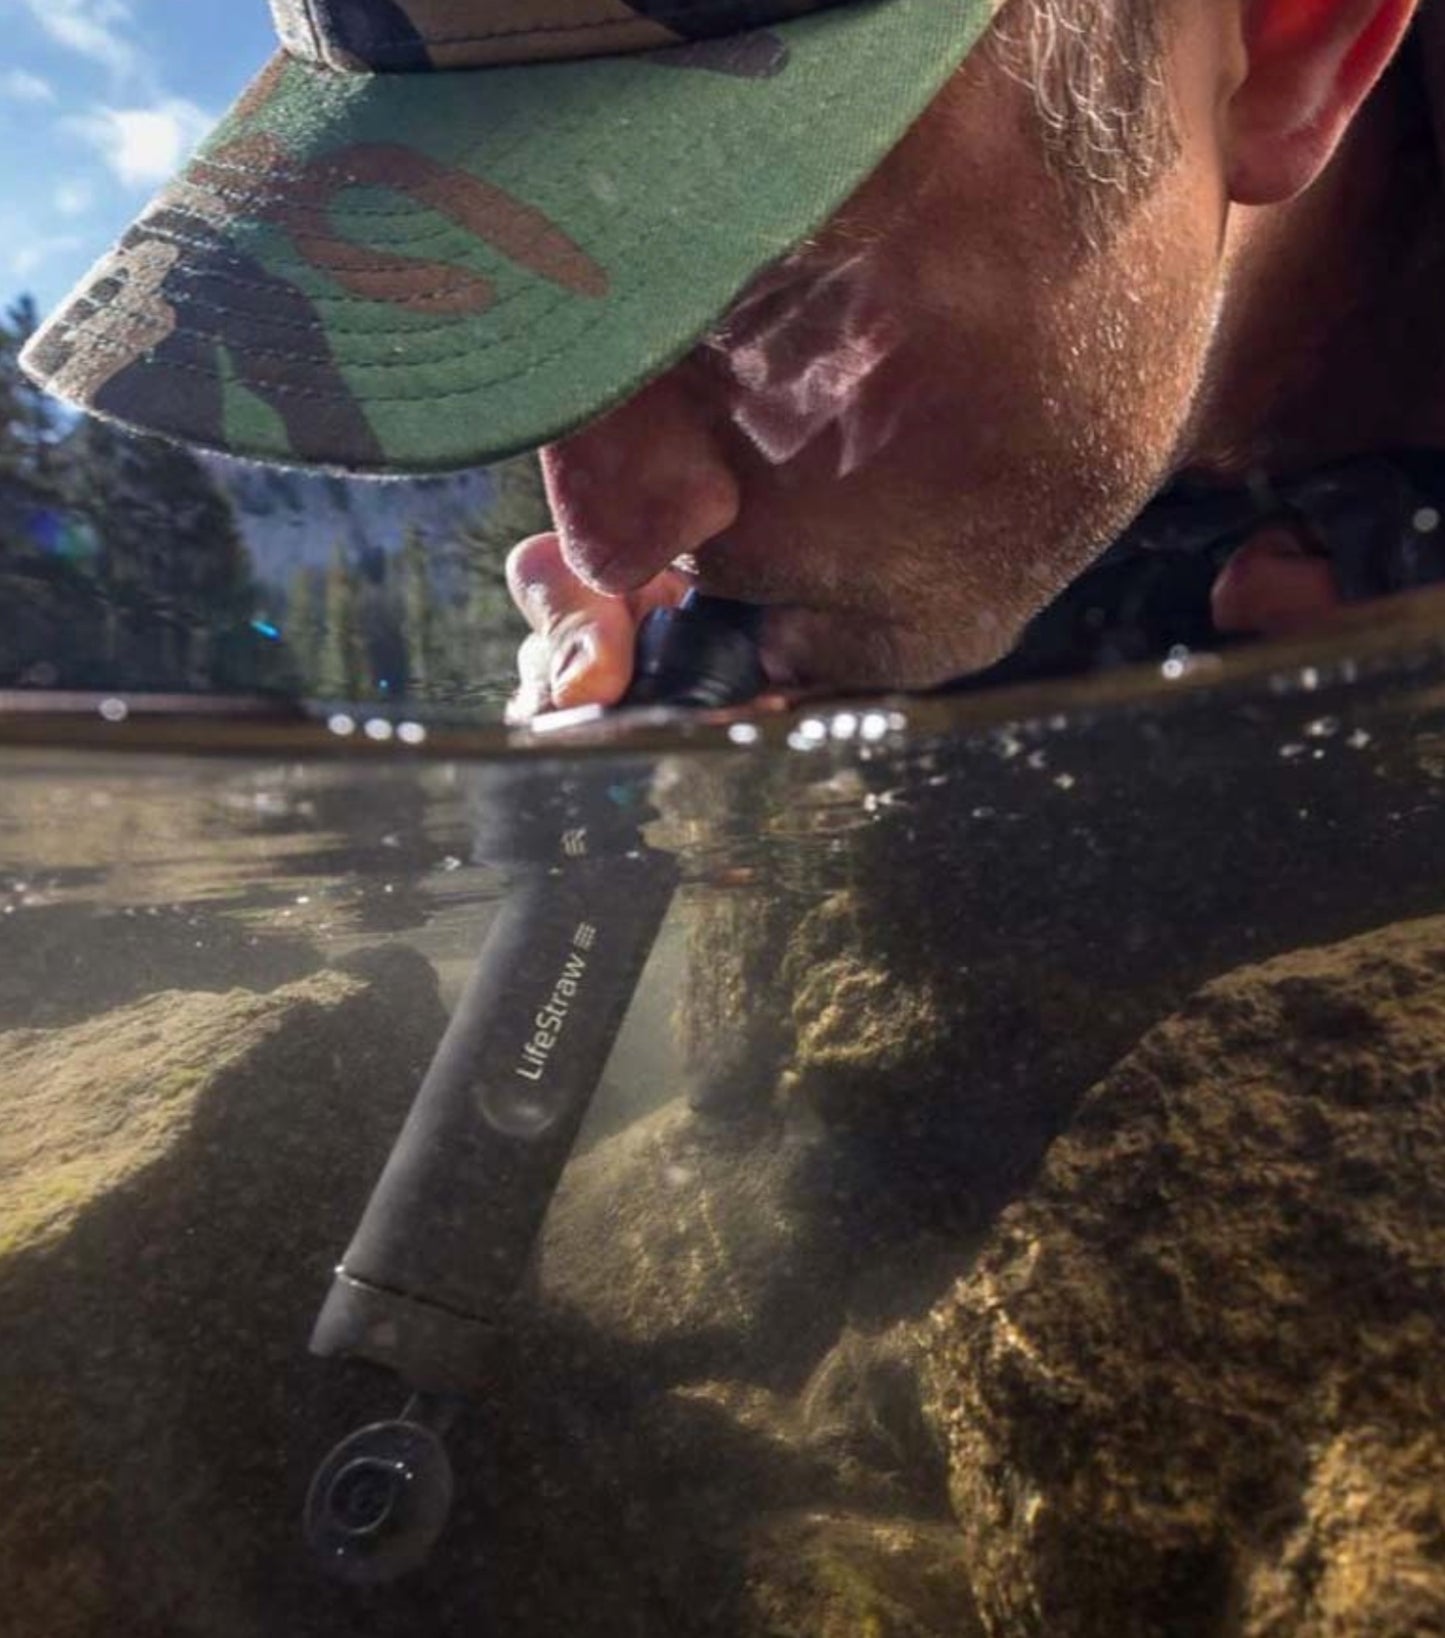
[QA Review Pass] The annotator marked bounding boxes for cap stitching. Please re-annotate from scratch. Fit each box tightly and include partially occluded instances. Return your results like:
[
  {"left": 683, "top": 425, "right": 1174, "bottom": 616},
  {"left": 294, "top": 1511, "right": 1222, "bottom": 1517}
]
[
  {"left": 142, "top": 220, "right": 500, "bottom": 287},
  {"left": 134, "top": 222, "right": 565, "bottom": 342},
  {"left": 167, "top": 320, "right": 512, "bottom": 365},
  {"left": 175, "top": 274, "right": 539, "bottom": 346},
  {"left": 172, "top": 171, "right": 586, "bottom": 227},
  {"left": 172, "top": 173, "right": 577, "bottom": 234},
  {"left": 67, "top": 247, "right": 580, "bottom": 371},
  {"left": 64, "top": 311, "right": 623, "bottom": 404},
  {"left": 170, "top": 289, "right": 546, "bottom": 359},
  {"left": 141, "top": 253, "right": 534, "bottom": 340}
]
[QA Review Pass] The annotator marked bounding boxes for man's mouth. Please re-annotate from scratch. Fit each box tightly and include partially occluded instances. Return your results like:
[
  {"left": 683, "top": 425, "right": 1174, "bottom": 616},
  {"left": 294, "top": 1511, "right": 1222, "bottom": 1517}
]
[{"left": 669, "top": 535, "right": 808, "bottom": 612}]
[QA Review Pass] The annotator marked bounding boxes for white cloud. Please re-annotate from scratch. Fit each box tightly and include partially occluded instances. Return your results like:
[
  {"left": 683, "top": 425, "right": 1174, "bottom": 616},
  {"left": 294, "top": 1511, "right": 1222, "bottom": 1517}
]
[
  {"left": 18, "top": 0, "right": 139, "bottom": 80},
  {"left": 8, "top": 232, "right": 87, "bottom": 280},
  {"left": 0, "top": 68, "right": 56, "bottom": 104},
  {"left": 67, "top": 97, "right": 213, "bottom": 188},
  {"left": 54, "top": 180, "right": 95, "bottom": 218}
]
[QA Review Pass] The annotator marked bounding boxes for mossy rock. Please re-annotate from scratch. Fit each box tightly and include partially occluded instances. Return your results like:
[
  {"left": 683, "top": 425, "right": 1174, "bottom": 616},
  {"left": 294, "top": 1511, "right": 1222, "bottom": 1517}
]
[
  {"left": 927, "top": 915, "right": 1445, "bottom": 1637},
  {"left": 0, "top": 947, "right": 446, "bottom": 1638}
]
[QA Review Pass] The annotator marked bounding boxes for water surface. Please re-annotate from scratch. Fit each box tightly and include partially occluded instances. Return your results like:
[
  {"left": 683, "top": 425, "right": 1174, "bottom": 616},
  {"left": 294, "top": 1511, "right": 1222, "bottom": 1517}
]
[{"left": 4, "top": 602, "right": 1445, "bottom": 1635}]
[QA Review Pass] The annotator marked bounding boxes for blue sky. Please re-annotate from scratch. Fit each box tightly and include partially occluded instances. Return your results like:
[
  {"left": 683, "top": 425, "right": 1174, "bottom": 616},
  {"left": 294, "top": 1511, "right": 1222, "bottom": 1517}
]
[{"left": 1, "top": 0, "right": 276, "bottom": 317}]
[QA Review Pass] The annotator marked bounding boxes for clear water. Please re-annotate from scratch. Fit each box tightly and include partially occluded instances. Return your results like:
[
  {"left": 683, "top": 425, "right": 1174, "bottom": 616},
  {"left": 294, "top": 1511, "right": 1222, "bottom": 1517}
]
[{"left": 4, "top": 599, "right": 1445, "bottom": 1635}]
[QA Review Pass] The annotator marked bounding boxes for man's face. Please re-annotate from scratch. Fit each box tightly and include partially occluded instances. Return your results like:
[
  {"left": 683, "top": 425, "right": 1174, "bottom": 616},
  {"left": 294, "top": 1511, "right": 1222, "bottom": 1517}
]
[{"left": 542, "top": 2, "right": 1233, "bottom": 690}]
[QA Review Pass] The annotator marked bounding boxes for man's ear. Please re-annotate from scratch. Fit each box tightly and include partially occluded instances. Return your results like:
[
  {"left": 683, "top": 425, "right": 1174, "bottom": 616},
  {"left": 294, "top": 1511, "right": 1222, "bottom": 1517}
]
[{"left": 1225, "top": 0, "right": 1421, "bottom": 203}]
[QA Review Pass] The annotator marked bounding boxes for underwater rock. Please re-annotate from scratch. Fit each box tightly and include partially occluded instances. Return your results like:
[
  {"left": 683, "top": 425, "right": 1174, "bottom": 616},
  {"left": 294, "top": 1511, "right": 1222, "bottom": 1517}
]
[
  {"left": 537, "top": 1102, "right": 845, "bottom": 1386},
  {"left": 0, "top": 946, "right": 446, "bottom": 1638},
  {"left": 0, "top": 899, "right": 321, "bottom": 1031},
  {"left": 786, "top": 905, "right": 950, "bottom": 1121},
  {"left": 17, "top": 888, "right": 1445, "bottom": 1636},
  {"left": 927, "top": 914, "right": 1445, "bottom": 1638},
  {"left": 0, "top": 925, "right": 972, "bottom": 1638},
  {"left": 475, "top": 1319, "right": 975, "bottom": 1638},
  {"left": 673, "top": 884, "right": 796, "bottom": 1117},
  {"left": 722, "top": 1325, "right": 978, "bottom": 1634},
  {"left": 741, "top": 1509, "right": 984, "bottom": 1638}
]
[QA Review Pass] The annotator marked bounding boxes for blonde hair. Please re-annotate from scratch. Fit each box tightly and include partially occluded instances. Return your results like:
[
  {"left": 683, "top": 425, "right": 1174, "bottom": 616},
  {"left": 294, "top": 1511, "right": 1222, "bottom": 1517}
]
[{"left": 990, "top": 0, "right": 1178, "bottom": 201}]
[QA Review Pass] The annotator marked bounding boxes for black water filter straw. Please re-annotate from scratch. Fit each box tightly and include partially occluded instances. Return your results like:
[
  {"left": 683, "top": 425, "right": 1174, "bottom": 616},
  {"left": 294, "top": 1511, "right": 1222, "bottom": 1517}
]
[{"left": 304, "top": 594, "right": 763, "bottom": 1584}]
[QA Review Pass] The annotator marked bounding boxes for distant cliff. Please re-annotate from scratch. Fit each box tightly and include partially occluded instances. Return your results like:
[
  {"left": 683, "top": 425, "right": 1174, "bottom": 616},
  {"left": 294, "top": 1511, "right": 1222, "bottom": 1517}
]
[{"left": 205, "top": 455, "right": 496, "bottom": 592}]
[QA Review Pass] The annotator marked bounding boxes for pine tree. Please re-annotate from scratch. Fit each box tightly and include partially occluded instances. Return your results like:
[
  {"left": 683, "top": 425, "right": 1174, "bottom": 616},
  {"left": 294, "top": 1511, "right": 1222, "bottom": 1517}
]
[
  {"left": 70, "top": 417, "right": 257, "bottom": 689},
  {"left": 458, "top": 452, "right": 548, "bottom": 635},
  {"left": 400, "top": 524, "right": 433, "bottom": 699},
  {"left": 0, "top": 296, "right": 63, "bottom": 492},
  {"left": 1, "top": 295, "right": 69, "bottom": 553},
  {"left": 0, "top": 297, "right": 108, "bottom": 686},
  {"left": 356, "top": 548, "right": 406, "bottom": 700},
  {"left": 419, "top": 452, "right": 545, "bottom": 701},
  {"left": 286, "top": 565, "right": 322, "bottom": 689},
  {"left": 316, "top": 538, "right": 365, "bottom": 699}
]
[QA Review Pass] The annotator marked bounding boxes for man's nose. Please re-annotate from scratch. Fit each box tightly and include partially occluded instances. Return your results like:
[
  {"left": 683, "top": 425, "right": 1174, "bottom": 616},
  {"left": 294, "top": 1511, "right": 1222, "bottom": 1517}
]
[{"left": 541, "top": 366, "right": 742, "bottom": 593}]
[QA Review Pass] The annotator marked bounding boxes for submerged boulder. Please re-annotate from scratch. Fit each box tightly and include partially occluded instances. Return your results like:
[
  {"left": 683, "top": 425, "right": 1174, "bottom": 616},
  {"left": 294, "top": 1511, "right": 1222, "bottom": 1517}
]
[
  {"left": 0, "top": 947, "right": 446, "bottom": 1638},
  {"left": 927, "top": 914, "right": 1445, "bottom": 1638},
  {"left": 537, "top": 1103, "right": 846, "bottom": 1385},
  {"left": 0, "top": 932, "right": 973, "bottom": 1638},
  {"left": 10, "top": 894, "right": 1445, "bottom": 1638},
  {"left": 740, "top": 1509, "right": 984, "bottom": 1638}
]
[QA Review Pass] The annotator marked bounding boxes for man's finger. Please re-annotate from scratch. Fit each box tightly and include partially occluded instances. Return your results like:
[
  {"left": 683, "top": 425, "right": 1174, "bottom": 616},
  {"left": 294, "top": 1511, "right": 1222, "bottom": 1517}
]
[
  {"left": 507, "top": 532, "right": 588, "bottom": 635},
  {"left": 506, "top": 631, "right": 554, "bottom": 724},
  {"left": 505, "top": 533, "right": 694, "bottom": 713},
  {"left": 506, "top": 531, "right": 636, "bottom": 707}
]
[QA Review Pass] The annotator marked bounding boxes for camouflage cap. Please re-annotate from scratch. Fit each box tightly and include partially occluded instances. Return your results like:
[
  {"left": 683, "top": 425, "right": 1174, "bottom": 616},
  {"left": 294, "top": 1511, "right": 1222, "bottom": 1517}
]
[{"left": 21, "top": 0, "right": 998, "bottom": 475}]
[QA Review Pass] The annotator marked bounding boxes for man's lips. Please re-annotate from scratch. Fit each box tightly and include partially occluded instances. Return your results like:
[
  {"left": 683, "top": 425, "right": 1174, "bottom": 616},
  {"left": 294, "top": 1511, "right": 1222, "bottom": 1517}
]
[
  {"left": 673, "top": 560, "right": 897, "bottom": 690},
  {"left": 677, "top": 532, "right": 823, "bottom": 611}
]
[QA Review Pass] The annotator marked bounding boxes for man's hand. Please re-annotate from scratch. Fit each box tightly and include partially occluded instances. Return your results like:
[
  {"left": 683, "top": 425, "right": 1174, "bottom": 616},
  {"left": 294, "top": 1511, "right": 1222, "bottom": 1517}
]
[{"left": 505, "top": 533, "right": 694, "bottom": 721}]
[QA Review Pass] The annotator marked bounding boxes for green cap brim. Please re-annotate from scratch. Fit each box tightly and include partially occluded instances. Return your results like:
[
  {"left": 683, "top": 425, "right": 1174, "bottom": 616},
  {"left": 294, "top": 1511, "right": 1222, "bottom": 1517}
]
[{"left": 22, "top": 0, "right": 996, "bottom": 475}]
